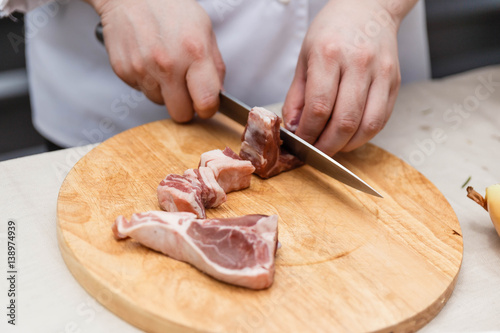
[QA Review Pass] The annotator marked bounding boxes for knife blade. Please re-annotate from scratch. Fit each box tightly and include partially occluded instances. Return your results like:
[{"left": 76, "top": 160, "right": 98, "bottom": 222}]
[{"left": 219, "top": 91, "right": 382, "bottom": 198}]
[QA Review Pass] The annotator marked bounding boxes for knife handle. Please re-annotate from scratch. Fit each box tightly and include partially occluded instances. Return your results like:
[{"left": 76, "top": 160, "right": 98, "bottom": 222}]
[{"left": 95, "top": 22, "right": 104, "bottom": 45}]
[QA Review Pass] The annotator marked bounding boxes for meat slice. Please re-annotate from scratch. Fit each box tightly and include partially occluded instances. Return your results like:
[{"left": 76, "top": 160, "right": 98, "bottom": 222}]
[
  {"left": 158, "top": 167, "right": 228, "bottom": 218},
  {"left": 199, "top": 147, "right": 255, "bottom": 193},
  {"left": 184, "top": 167, "right": 226, "bottom": 208},
  {"left": 240, "top": 107, "right": 303, "bottom": 178},
  {"left": 112, "top": 211, "right": 197, "bottom": 240},
  {"left": 157, "top": 174, "right": 205, "bottom": 218},
  {"left": 112, "top": 211, "right": 279, "bottom": 289}
]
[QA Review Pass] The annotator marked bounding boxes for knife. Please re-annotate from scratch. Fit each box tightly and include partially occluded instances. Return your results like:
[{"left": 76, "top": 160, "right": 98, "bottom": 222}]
[
  {"left": 219, "top": 91, "right": 382, "bottom": 198},
  {"left": 94, "top": 23, "right": 381, "bottom": 197}
]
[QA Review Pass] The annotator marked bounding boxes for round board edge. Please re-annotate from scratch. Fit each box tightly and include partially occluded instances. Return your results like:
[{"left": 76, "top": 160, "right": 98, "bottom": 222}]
[{"left": 56, "top": 118, "right": 464, "bottom": 333}]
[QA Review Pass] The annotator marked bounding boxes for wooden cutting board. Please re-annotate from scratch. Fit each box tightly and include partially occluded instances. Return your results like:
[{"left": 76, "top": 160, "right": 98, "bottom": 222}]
[{"left": 57, "top": 114, "right": 463, "bottom": 333}]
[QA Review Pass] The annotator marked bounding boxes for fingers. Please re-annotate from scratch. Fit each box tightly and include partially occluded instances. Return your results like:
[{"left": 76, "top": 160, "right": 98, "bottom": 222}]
[
  {"left": 282, "top": 58, "right": 306, "bottom": 133},
  {"left": 339, "top": 78, "right": 389, "bottom": 152},
  {"left": 148, "top": 54, "right": 193, "bottom": 123},
  {"left": 186, "top": 58, "right": 222, "bottom": 119},
  {"left": 107, "top": 42, "right": 165, "bottom": 105},
  {"left": 210, "top": 32, "right": 226, "bottom": 86},
  {"left": 385, "top": 68, "right": 401, "bottom": 123},
  {"left": 339, "top": 61, "right": 400, "bottom": 152},
  {"left": 138, "top": 74, "right": 163, "bottom": 104},
  {"left": 314, "top": 70, "right": 371, "bottom": 156},
  {"left": 160, "top": 78, "right": 195, "bottom": 123},
  {"left": 110, "top": 46, "right": 224, "bottom": 122},
  {"left": 294, "top": 57, "right": 340, "bottom": 144},
  {"left": 185, "top": 34, "right": 225, "bottom": 119},
  {"left": 139, "top": 52, "right": 223, "bottom": 122},
  {"left": 107, "top": 49, "right": 140, "bottom": 90}
]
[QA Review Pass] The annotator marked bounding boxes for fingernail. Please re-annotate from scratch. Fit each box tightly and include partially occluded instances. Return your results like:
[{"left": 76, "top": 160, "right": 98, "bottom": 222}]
[{"left": 284, "top": 117, "right": 299, "bottom": 133}]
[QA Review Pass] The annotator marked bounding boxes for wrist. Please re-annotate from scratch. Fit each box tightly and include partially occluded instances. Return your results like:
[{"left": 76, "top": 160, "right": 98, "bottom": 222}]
[
  {"left": 376, "top": 0, "right": 419, "bottom": 28},
  {"left": 82, "top": 0, "right": 115, "bottom": 16}
]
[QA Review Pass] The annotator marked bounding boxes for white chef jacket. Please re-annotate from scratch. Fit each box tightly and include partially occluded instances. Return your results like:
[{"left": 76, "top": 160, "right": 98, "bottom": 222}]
[{"left": 1, "top": 0, "right": 430, "bottom": 148}]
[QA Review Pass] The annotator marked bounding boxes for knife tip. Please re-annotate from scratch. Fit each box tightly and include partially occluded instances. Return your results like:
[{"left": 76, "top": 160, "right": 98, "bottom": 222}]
[{"left": 360, "top": 185, "right": 383, "bottom": 198}]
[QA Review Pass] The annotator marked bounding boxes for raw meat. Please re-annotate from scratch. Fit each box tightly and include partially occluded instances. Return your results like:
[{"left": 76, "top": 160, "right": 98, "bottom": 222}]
[
  {"left": 157, "top": 167, "right": 227, "bottom": 219},
  {"left": 184, "top": 167, "right": 226, "bottom": 208},
  {"left": 157, "top": 174, "right": 205, "bottom": 218},
  {"left": 199, "top": 147, "right": 255, "bottom": 193},
  {"left": 112, "top": 211, "right": 279, "bottom": 289},
  {"left": 240, "top": 107, "right": 303, "bottom": 178}
]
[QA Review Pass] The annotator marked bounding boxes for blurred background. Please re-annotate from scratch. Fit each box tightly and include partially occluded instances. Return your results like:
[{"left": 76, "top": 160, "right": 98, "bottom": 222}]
[
  {"left": 0, "top": 12, "right": 45, "bottom": 161},
  {"left": 1, "top": 0, "right": 500, "bottom": 161}
]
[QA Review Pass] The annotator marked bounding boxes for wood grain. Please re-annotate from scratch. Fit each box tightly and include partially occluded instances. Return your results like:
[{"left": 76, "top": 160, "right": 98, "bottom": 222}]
[{"left": 57, "top": 114, "right": 463, "bottom": 333}]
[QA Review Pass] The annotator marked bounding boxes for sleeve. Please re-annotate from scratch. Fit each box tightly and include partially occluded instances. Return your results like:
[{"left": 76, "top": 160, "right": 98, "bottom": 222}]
[{"left": 0, "top": 0, "right": 55, "bottom": 18}]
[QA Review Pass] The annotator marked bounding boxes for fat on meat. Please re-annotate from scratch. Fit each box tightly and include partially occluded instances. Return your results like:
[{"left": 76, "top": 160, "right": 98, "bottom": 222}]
[
  {"left": 239, "top": 107, "right": 303, "bottom": 178},
  {"left": 199, "top": 147, "right": 255, "bottom": 193},
  {"left": 184, "top": 167, "right": 226, "bottom": 208},
  {"left": 157, "top": 174, "right": 205, "bottom": 218},
  {"left": 112, "top": 211, "right": 279, "bottom": 289},
  {"left": 157, "top": 167, "right": 228, "bottom": 219}
]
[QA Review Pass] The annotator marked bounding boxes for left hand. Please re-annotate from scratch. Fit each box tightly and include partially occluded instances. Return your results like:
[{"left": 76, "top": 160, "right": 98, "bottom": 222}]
[{"left": 282, "top": 0, "right": 408, "bottom": 156}]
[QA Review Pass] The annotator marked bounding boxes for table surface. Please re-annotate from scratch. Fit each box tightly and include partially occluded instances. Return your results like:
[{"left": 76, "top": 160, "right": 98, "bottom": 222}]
[{"left": 1, "top": 65, "right": 500, "bottom": 333}]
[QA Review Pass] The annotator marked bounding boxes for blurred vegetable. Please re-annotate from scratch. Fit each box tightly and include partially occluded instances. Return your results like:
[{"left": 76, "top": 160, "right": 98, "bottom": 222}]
[{"left": 467, "top": 184, "right": 500, "bottom": 237}]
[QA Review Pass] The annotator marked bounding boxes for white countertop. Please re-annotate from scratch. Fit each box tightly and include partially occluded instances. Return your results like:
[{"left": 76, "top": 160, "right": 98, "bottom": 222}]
[{"left": 1, "top": 65, "right": 500, "bottom": 332}]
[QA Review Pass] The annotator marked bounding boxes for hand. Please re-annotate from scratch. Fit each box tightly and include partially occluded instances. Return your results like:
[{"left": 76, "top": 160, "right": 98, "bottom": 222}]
[
  {"left": 282, "top": 0, "right": 414, "bottom": 156},
  {"left": 87, "top": 0, "right": 225, "bottom": 122}
]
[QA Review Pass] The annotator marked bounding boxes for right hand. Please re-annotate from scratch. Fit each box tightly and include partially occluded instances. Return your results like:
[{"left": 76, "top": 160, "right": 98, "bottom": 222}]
[{"left": 88, "top": 0, "right": 225, "bottom": 122}]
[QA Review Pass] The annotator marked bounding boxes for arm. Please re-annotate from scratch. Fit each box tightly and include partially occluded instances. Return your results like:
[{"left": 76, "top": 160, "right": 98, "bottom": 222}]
[
  {"left": 282, "top": 0, "right": 419, "bottom": 156},
  {"left": 84, "top": 0, "right": 225, "bottom": 122}
]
